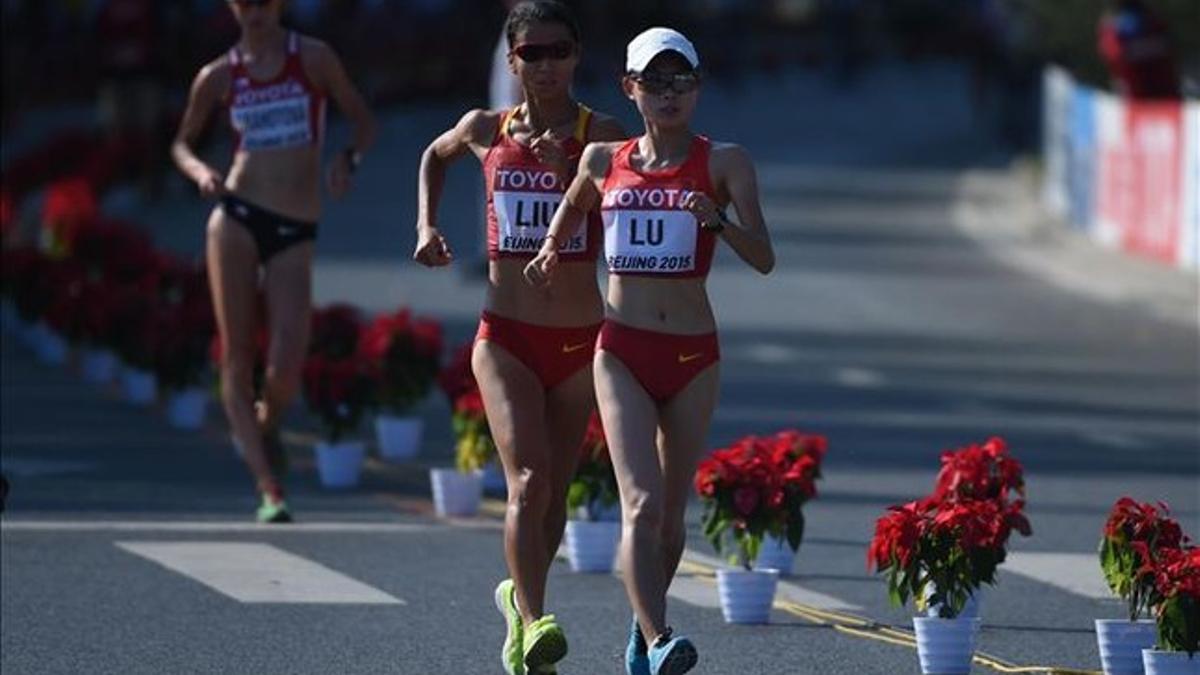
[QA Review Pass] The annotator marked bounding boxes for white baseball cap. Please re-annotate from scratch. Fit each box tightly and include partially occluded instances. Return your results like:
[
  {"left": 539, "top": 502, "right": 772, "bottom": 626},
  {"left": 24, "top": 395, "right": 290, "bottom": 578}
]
[{"left": 625, "top": 27, "right": 700, "bottom": 73}]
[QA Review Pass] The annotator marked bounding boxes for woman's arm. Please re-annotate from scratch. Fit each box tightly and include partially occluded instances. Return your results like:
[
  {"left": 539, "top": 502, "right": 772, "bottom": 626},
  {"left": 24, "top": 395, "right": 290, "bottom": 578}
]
[
  {"left": 413, "top": 109, "right": 496, "bottom": 267},
  {"left": 305, "top": 39, "right": 377, "bottom": 199},
  {"left": 170, "top": 59, "right": 229, "bottom": 199},
  {"left": 686, "top": 144, "right": 774, "bottom": 275},
  {"left": 524, "top": 142, "right": 612, "bottom": 286}
]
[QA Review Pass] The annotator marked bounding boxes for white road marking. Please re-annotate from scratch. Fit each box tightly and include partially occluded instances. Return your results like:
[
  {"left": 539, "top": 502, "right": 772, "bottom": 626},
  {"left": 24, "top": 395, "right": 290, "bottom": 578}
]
[
  {"left": 1003, "top": 552, "right": 1111, "bottom": 599},
  {"left": 833, "top": 367, "right": 887, "bottom": 389},
  {"left": 2, "top": 520, "right": 432, "bottom": 533},
  {"left": 116, "top": 541, "right": 405, "bottom": 604},
  {"left": 0, "top": 458, "right": 98, "bottom": 478}
]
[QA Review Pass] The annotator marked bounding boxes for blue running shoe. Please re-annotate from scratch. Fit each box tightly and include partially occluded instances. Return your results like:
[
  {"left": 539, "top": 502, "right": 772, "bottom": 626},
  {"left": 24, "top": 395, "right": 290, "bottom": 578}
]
[
  {"left": 626, "top": 617, "right": 650, "bottom": 675},
  {"left": 647, "top": 629, "right": 696, "bottom": 675}
]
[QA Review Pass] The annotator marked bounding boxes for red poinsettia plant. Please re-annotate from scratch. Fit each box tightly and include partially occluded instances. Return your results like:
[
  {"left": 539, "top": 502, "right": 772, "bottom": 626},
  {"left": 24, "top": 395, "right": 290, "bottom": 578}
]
[
  {"left": 694, "top": 429, "right": 827, "bottom": 570},
  {"left": 438, "top": 343, "right": 495, "bottom": 473},
  {"left": 1133, "top": 543, "right": 1200, "bottom": 656},
  {"left": 1101, "top": 498, "right": 1189, "bottom": 622},
  {"left": 358, "top": 309, "right": 443, "bottom": 415},
  {"left": 867, "top": 436, "right": 1031, "bottom": 618},
  {"left": 302, "top": 305, "right": 374, "bottom": 443},
  {"left": 566, "top": 413, "right": 620, "bottom": 521}
]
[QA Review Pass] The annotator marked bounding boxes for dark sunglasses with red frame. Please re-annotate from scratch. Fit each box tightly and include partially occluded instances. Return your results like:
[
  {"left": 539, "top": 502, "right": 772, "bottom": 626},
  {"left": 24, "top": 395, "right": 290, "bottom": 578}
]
[{"left": 510, "top": 40, "right": 575, "bottom": 63}]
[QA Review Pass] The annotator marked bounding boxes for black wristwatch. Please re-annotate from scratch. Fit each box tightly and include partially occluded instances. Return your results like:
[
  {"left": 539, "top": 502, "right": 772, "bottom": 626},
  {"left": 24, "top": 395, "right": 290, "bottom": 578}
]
[
  {"left": 343, "top": 147, "right": 363, "bottom": 174},
  {"left": 702, "top": 210, "right": 729, "bottom": 234}
]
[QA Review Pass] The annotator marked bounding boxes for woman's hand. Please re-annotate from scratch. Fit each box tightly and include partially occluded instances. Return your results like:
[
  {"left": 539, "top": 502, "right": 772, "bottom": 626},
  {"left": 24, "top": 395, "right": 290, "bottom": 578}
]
[
  {"left": 196, "top": 166, "right": 226, "bottom": 199},
  {"left": 530, "top": 130, "right": 571, "bottom": 184},
  {"left": 681, "top": 191, "right": 723, "bottom": 231},
  {"left": 523, "top": 238, "right": 560, "bottom": 287},
  {"left": 413, "top": 225, "right": 454, "bottom": 266},
  {"left": 326, "top": 153, "right": 353, "bottom": 200}
]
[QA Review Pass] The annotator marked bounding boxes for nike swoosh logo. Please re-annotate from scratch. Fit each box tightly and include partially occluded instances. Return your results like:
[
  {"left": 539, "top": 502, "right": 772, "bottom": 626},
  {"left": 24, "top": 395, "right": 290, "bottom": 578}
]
[
  {"left": 678, "top": 353, "right": 704, "bottom": 364},
  {"left": 562, "top": 342, "right": 591, "bottom": 354}
]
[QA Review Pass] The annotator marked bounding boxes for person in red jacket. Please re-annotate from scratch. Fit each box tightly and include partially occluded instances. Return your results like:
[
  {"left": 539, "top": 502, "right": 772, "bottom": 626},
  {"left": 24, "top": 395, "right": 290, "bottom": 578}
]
[
  {"left": 1097, "top": 0, "right": 1180, "bottom": 99},
  {"left": 526, "top": 27, "right": 775, "bottom": 675}
]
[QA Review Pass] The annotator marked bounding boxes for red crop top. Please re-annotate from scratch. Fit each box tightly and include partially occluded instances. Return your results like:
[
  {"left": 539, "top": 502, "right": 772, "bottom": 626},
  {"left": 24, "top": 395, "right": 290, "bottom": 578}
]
[
  {"left": 482, "top": 105, "right": 601, "bottom": 261},
  {"left": 599, "top": 135, "right": 718, "bottom": 278}
]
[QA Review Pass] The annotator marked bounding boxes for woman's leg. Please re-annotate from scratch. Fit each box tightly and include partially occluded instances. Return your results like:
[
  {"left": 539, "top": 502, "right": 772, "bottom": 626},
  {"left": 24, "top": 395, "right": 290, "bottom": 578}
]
[
  {"left": 473, "top": 341, "right": 555, "bottom": 625},
  {"left": 542, "top": 366, "right": 596, "bottom": 561},
  {"left": 205, "top": 211, "right": 274, "bottom": 493},
  {"left": 258, "top": 243, "right": 314, "bottom": 432},
  {"left": 594, "top": 350, "right": 667, "bottom": 643},
  {"left": 655, "top": 364, "right": 720, "bottom": 589}
]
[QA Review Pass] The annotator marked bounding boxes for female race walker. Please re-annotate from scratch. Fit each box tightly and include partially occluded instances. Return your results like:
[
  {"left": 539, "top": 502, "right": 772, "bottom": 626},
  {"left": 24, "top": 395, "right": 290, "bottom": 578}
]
[
  {"left": 526, "top": 27, "right": 774, "bottom": 675},
  {"left": 171, "top": 0, "right": 376, "bottom": 523},
  {"left": 412, "top": 2, "right": 623, "bottom": 673}
]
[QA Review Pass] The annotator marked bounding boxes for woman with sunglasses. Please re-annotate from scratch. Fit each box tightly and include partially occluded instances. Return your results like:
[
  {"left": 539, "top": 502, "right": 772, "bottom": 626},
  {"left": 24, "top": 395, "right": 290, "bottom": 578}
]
[
  {"left": 526, "top": 28, "right": 774, "bottom": 675},
  {"left": 413, "top": 2, "right": 623, "bottom": 673},
  {"left": 171, "top": 0, "right": 376, "bottom": 523}
]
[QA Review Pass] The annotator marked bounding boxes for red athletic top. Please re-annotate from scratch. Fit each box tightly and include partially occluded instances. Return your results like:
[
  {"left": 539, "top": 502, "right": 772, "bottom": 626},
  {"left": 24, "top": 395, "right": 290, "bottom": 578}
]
[
  {"left": 600, "top": 135, "right": 718, "bottom": 278},
  {"left": 226, "top": 33, "right": 327, "bottom": 153},
  {"left": 483, "top": 105, "right": 601, "bottom": 261}
]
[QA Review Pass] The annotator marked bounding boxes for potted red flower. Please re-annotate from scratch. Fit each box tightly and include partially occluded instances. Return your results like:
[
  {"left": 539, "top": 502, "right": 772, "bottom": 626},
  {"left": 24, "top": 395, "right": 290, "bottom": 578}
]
[
  {"left": 302, "top": 305, "right": 373, "bottom": 489},
  {"left": 1097, "top": 498, "right": 1193, "bottom": 674},
  {"left": 867, "top": 436, "right": 1031, "bottom": 675},
  {"left": 1134, "top": 542, "right": 1200, "bottom": 674},
  {"left": 564, "top": 414, "right": 621, "bottom": 573},
  {"left": 694, "top": 428, "right": 827, "bottom": 623},
  {"left": 358, "top": 309, "right": 443, "bottom": 461},
  {"left": 428, "top": 344, "right": 492, "bottom": 517}
]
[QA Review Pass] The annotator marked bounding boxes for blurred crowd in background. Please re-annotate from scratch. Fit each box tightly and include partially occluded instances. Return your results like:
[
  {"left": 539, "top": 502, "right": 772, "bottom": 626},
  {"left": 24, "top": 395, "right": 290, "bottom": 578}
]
[{"left": 1, "top": 0, "right": 1197, "bottom": 156}]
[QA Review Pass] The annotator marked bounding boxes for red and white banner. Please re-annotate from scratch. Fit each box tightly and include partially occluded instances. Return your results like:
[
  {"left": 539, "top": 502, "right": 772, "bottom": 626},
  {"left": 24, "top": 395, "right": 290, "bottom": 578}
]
[{"left": 1182, "top": 101, "right": 1199, "bottom": 269}]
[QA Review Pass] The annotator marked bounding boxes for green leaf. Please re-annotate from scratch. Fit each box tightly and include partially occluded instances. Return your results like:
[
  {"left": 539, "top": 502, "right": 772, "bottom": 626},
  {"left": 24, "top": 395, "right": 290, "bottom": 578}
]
[{"left": 786, "top": 511, "right": 805, "bottom": 553}]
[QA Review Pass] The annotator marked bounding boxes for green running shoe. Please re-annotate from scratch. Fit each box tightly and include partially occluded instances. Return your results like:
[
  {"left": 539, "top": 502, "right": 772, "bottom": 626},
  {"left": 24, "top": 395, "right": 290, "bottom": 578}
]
[
  {"left": 494, "top": 579, "right": 525, "bottom": 675},
  {"left": 256, "top": 493, "right": 292, "bottom": 524},
  {"left": 523, "top": 614, "right": 567, "bottom": 673}
]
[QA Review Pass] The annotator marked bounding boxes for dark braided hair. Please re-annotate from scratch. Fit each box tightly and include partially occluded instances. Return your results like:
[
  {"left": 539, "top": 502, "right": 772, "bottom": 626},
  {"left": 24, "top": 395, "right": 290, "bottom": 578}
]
[{"left": 504, "top": 1, "right": 581, "bottom": 48}]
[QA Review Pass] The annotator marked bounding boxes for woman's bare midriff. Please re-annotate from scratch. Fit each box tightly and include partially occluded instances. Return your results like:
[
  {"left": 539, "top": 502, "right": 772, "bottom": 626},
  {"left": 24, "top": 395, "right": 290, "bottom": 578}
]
[
  {"left": 225, "top": 146, "right": 322, "bottom": 221},
  {"left": 605, "top": 276, "right": 716, "bottom": 335},
  {"left": 486, "top": 258, "right": 603, "bottom": 327}
]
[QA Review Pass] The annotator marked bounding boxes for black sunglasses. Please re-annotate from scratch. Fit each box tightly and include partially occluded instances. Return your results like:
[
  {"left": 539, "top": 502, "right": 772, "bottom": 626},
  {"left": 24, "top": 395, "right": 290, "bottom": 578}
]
[
  {"left": 511, "top": 41, "right": 575, "bottom": 63},
  {"left": 630, "top": 71, "right": 702, "bottom": 95}
]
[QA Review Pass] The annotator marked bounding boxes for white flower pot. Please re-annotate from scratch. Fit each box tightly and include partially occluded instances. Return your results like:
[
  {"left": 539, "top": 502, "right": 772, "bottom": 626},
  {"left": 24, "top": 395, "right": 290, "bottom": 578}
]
[
  {"left": 374, "top": 415, "right": 423, "bottom": 461},
  {"left": 564, "top": 520, "right": 620, "bottom": 573},
  {"left": 315, "top": 440, "right": 366, "bottom": 489},
  {"left": 913, "top": 616, "right": 982, "bottom": 674},
  {"left": 121, "top": 367, "right": 157, "bottom": 406},
  {"left": 429, "top": 468, "right": 483, "bottom": 517},
  {"left": 754, "top": 534, "right": 796, "bottom": 575},
  {"left": 924, "top": 584, "right": 984, "bottom": 620},
  {"left": 34, "top": 323, "right": 68, "bottom": 366},
  {"left": 81, "top": 349, "right": 118, "bottom": 384},
  {"left": 1143, "top": 650, "right": 1200, "bottom": 675},
  {"left": 166, "top": 388, "right": 208, "bottom": 430},
  {"left": 717, "top": 568, "right": 779, "bottom": 624},
  {"left": 481, "top": 459, "right": 507, "bottom": 494},
  {"left": 1096, "top": 619, "right": 1157, "bottom": 675}
]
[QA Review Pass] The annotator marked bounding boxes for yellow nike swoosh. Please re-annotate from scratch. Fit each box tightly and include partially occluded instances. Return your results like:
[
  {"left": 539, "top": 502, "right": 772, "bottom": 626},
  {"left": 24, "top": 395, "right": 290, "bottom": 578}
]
[
  {"left": 678, "top": 353, "right": 704, "bottom": 364},
  {"left": 562, "top": 342, "right": 591, "bottom": 354}
]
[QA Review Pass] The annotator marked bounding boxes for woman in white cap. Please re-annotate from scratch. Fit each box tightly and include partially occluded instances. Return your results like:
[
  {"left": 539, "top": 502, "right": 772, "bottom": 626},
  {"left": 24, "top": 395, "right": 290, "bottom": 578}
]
[
  {"left": 526, "top": 26, "right": 774, "bottom": 675},
  {"left": 414, "top": 2, "right": 624, "bottom": 673},
  {"left": 172, "top": 0, "right": 376, "bottom": 523}
]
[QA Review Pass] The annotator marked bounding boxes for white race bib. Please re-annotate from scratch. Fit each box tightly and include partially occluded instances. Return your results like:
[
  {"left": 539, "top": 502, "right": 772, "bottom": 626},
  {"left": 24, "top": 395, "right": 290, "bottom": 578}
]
[
  {"left": 603, "top": 209, "right": 697, "bottom": 273},
  {"left": 494, "top": 190, "right": 586, "bottom": 253},
  {"left": 232, "top": 96, "right": 312, "bottom": 151}
]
